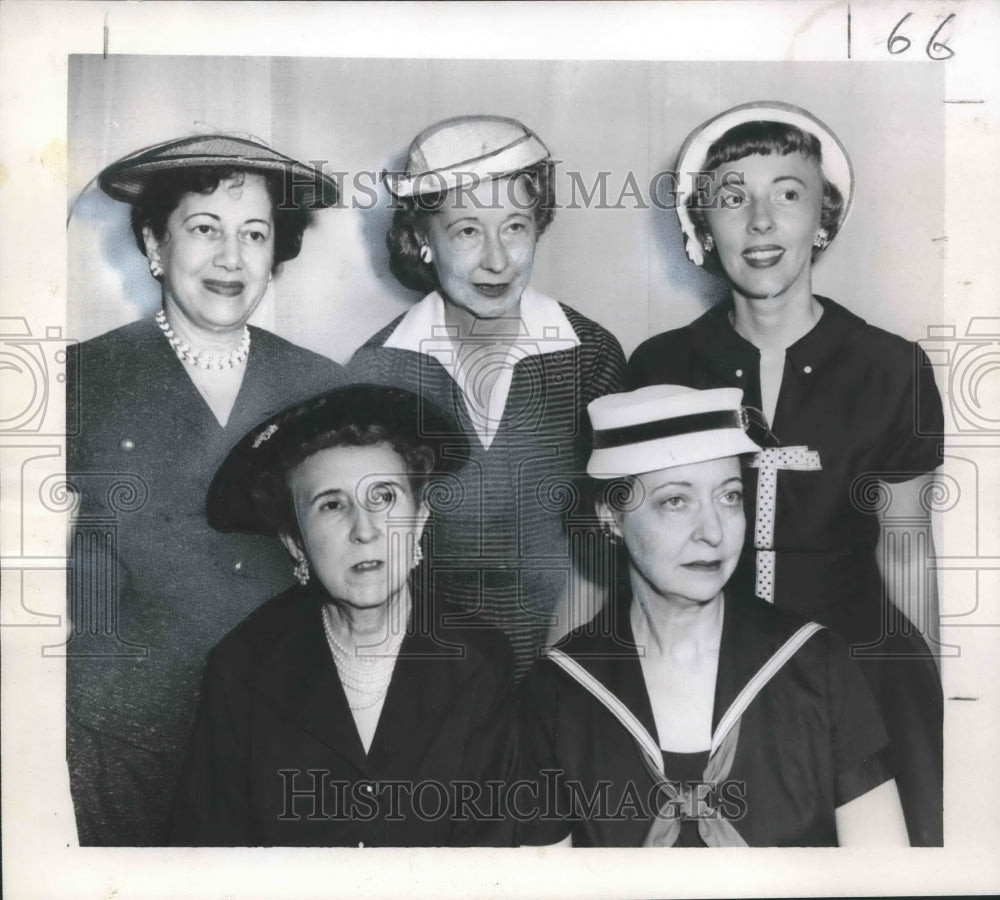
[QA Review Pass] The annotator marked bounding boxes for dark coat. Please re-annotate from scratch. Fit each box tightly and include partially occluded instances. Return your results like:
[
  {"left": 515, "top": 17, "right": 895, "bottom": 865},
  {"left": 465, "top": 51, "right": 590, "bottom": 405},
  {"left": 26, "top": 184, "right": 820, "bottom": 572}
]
[{"left": 170, "top": 582, "right": 518, "bottom": 847}]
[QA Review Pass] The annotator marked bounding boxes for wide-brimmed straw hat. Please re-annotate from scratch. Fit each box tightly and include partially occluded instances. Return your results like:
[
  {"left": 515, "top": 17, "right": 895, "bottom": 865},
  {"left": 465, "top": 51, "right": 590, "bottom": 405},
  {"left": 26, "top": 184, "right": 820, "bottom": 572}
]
[
  {"left": 98, "top": 132, "right": 340, "bottom": 208},
  {"left": 674, "top": 101, "right": 854, "bottom": 266},
  {"left": 587, "top": 385, "right": 761, "bottom": 478},
  {"left": 385, "top": 114, "right": 550, "bottom": 199},
  {"left": 207, "top": 384, "right": 467, "bottom": 536}
]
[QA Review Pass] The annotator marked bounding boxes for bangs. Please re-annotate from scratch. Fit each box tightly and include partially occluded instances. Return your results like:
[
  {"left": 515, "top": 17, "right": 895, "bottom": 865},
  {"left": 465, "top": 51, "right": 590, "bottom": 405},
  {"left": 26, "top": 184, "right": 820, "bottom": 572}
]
[{"left": 703, "top": 121, "right": 823, "bottom": 171}]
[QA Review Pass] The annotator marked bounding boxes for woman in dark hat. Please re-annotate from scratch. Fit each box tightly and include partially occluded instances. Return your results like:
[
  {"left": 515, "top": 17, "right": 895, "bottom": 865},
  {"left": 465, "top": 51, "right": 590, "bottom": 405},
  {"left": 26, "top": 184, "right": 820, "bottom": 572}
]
[
  {"left": 627, "top": 102, "right": 944, "bottom": 844},
  {"left": 170, "top": 384, "right": 515, "bottom": 847},
  {"left": 66, "top": 133, "right": 346, "bottom": 845},
  {"left": 519, "top": 385, "right": 908, "bottom": 847},
  {"left": 351, "top": 115, "right": 626, "bottom": 677}
]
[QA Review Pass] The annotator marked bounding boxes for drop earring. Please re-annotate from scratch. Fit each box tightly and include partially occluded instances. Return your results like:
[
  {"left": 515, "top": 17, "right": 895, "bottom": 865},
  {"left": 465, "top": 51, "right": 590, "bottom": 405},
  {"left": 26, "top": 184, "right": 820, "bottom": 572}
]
[
  {"left": 412, "top": 542, "right": 424, "bottom": 566},
  {"left": 293, "top": 555, "right": 310, "bottom": 586},
  {"left": 702, "top": 234, "right": 714, "bottom": 253},
  {"left": 419, "top": 245, "right": 432, "bottom": 264},
  {"left": 149, "top": 259, "right": 164, "bottom": 278},
  {"left": 813, "top": 228, "right": 830, "bottom": 250}
]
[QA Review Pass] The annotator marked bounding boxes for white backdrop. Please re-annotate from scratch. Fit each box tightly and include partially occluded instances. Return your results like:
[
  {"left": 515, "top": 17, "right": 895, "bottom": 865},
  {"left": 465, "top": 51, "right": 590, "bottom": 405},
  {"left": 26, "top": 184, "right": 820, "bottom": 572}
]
[{"left": 67, "top": 57, "right": 944, "bottom": 362}]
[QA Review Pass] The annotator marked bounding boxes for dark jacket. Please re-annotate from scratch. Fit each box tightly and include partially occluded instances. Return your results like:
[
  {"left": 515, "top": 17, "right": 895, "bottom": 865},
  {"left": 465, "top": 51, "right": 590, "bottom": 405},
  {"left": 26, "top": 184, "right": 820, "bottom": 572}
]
[{"left": 170, "top": 581, "right": 517, "bottom": 847}]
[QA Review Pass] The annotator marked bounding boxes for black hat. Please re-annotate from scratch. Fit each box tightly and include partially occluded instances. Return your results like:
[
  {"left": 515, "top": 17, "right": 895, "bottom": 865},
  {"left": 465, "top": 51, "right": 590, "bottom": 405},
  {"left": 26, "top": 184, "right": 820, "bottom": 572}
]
[
  {"left": 98, "top": 132, "right": 339, "bottom": 209},
  {"left": 207, "top": 384, "right": 467, "bottom": 536}
]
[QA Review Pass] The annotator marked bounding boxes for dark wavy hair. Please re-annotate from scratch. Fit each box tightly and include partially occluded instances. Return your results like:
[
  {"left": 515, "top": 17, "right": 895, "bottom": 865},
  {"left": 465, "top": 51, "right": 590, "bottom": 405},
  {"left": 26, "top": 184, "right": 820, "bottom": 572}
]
[
  {"left": 688, "top": 121, "right": 844, "bottom": 263},
  {"left": 250, "top": 423, "right": 436, "bottom": 540},
  {"left": 130, "top": 167, "right": 313, "bottom": 273},
  {"left": 386, "top": 160, "right": 557, "bottom": 293}
]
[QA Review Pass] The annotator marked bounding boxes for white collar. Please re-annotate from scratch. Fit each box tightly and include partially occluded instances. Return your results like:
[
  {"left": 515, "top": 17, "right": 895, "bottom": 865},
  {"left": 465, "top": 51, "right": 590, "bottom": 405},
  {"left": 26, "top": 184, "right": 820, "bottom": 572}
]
[
  {"left": 383, "top": 286, "right": 580, "bottom": 448},
  {"left": 383, "top": 285, "right": 581, "bottom": 355}
]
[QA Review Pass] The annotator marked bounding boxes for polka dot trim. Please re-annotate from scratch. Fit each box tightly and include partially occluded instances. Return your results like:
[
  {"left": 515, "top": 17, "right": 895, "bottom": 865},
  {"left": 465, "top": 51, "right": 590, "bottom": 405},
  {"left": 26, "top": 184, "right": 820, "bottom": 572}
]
[{"left": 748, "top": 447, "right": 822, "bottom": 602}]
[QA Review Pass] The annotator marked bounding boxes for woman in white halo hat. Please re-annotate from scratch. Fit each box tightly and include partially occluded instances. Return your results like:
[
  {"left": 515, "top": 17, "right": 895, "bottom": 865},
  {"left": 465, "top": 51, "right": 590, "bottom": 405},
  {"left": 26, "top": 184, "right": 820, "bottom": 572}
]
[
  {"left": 627, "top": 101, "right": 944, "bottom": 845},
  {"left": 519, "top": 384, "right": 909, "bottom": 847}
]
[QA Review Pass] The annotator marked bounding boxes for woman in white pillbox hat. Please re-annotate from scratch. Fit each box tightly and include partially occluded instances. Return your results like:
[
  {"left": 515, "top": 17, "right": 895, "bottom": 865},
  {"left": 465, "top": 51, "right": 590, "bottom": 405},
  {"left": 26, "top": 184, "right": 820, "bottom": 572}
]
[
  {"left": 351, "top": 115, "right": 625, "bottom": 677},
  {"left": 627, "top": 102, "right": 944, "bottom": 845},
  {"left": 519, "top": 385, "right": 908, "bottom": 847}
]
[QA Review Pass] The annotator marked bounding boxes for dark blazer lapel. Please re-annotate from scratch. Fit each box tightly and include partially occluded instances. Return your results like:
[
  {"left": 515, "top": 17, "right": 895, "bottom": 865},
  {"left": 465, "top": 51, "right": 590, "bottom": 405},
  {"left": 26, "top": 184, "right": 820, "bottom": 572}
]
[
  {"left": 132, "top": 317, "right": 214, "bottom": 432},
  {"left": 251, "top": 595, "right": 372, "bottom": 776},
  {"left": 365, "top": 613, "right": 481, "bottom": 774},
  {"left": 225, "top": 328, "right": 294, "bottom": 436}
]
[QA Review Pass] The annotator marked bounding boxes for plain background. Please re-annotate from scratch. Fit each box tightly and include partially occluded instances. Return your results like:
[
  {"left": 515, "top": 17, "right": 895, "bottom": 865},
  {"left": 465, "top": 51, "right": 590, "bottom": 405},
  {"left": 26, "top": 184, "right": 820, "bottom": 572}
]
[{"left": 67, "top": 57, "right": 943, "bottom": 362}]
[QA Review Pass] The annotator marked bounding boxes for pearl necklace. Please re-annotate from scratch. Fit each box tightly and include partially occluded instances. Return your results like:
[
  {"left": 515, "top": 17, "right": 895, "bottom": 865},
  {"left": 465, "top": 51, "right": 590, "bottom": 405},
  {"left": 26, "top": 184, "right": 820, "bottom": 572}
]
[
  {"left": 155, "top": 310, "right": 250, "bottom": 370},
  {"left": 321, "top": 601, "right": 408, "bottom": 710}
]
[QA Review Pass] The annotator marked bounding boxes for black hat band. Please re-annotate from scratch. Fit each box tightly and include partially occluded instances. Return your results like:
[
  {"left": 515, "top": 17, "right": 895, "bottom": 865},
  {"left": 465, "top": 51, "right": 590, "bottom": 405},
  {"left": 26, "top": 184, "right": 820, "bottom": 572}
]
[{"left": 591, "top": 410, "right": 744, "bottom": 451}]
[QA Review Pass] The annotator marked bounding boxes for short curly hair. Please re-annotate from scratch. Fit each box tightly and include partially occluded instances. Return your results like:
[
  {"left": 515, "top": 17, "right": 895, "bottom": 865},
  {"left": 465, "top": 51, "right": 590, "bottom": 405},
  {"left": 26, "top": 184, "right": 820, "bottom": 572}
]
[
  {"left": 386, "top": 160, "right": 557, "bottom": 293},
  {"left": 688, "top": 121, "right": 844, "bottom": 264},
  {"left": 130, "top": 166, "right": 313, "bottom": 273},
  {"left": 250, "top": 423, "right": 436, "bottom": 540}
]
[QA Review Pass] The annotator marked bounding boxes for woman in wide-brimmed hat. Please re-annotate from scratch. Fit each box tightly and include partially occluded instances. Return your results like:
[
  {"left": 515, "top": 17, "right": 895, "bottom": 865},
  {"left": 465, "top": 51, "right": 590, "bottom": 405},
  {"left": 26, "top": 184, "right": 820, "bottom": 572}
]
[
  {"left": 170, "top": 384, "right": 515, "bottom": 847},
  {"left": 350, "top": 115, "right": 626, "bottom": 677},
  {"left": 66, "top": 133, "right": 346, "bottom": 845},
  {"left": 627, "top": 102, "right": 944, "bottom": 845},
  {"left": 519, "top": 385, "right": 908, "bottom": 847}
]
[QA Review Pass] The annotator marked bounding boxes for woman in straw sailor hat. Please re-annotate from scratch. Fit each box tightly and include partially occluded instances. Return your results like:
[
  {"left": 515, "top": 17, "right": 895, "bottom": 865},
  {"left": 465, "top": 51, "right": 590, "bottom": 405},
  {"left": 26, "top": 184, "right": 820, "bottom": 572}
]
[{"left": 518, "top": 385, "right": 908, "bottom": 847}]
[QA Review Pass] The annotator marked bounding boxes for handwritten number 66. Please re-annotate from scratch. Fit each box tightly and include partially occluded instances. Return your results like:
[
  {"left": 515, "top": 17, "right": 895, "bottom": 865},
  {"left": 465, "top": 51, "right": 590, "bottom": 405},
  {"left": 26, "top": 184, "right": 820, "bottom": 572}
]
[{"left": 888, "top": 12, "right": 956, "bottom": 60}]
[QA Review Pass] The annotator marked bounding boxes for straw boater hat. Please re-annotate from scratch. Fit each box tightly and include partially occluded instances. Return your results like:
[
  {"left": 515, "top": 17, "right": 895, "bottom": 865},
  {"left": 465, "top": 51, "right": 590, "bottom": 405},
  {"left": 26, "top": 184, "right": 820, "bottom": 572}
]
[
  {"left": 207, "top": 384, "right": 467, "bottom": 537},
  {"left": 674, "top": 101, "right": 854, "bottom": 267},
  {"left": 587, "top": 385, "right": 761, "bottom": 478},
  {"left": 98, "top": 132, "right": 340, "bottom": 209},
  {"left": 385, "top": 114, "right": 550, "bottom": 199}
]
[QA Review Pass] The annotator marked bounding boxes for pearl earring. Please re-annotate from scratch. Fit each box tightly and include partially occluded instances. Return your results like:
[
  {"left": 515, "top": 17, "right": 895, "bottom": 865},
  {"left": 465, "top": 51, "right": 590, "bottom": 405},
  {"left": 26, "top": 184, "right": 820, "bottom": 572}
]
[
  {"left": 813, "top": 228, "right": 830, "bottom": 250},
  {"left": 702, "top": 234, "right": 714, "bottom": 253},
  {"left": 412, "top": 542, "right": 424, "bottom": 565},
  {"left": 293, "top": 555, "right": 310, "bottom": 586},
  {"left": 149, "top": 259, "right": 164, "bottom": 278}
]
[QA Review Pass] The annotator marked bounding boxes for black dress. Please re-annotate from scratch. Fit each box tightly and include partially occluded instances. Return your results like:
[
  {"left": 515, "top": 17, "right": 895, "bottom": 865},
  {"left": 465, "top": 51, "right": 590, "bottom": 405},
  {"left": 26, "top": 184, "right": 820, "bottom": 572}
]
[
  {"left": 627, "top": 296, "right": 944, "bottom": 845},
  {"left": 518, "top": 590, "right": 891, "bottom": 847}
]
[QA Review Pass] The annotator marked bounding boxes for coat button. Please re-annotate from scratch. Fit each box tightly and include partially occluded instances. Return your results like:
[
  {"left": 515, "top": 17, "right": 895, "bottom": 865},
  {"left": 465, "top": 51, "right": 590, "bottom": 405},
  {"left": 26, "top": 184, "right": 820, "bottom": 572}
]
[
  {"left": 803, "top": 365, "right": 813, "bottom": 374},
  {"left": 735, "top": 369, "right": 743, "bottom": 378},
  {"left": 120, "top": 438, "right": 135, "bottom": 451},
  {"left": 233, "top": 560, "right": 243, "bottom": 573},
  {"left": 358, "top": 841, "right": 365, "bottom": 848}
]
